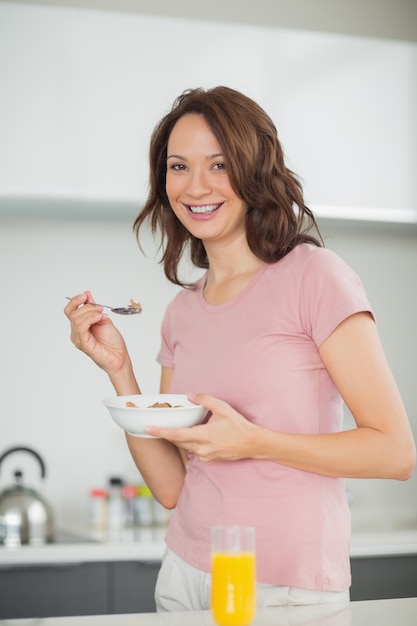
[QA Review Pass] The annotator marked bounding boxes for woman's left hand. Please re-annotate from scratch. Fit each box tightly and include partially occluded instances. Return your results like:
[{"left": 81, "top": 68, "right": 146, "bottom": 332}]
[{"left": 143, "top": 393, "right": 257, "bottom": 462}]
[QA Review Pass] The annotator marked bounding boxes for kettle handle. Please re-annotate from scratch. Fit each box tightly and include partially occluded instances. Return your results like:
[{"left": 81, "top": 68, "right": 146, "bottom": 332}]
[{"left": 0, "top": 446, "right": 46, "bottom": 479}]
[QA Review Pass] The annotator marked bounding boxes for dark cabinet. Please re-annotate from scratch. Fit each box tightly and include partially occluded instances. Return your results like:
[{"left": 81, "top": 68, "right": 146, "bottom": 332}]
[
  {"left": 111, "top": 560, "right": 160, "bottom": 613},
  {"left": 0, "top": 560, "right": 160, "bottom": 620},
  {"left": 1, "top": 555, "right": 416, "bottom": 619},
  {"left": 350, "top": 554, "right": 417, "bottom": 601},
  {"left": 0, "top": 562, "right": 108, "bottom": 619}
]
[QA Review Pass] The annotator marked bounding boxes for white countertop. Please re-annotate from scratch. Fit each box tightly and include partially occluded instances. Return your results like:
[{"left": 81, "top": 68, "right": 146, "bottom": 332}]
[
  {"left": 1, "top": 526, "right": 417, "bottom": 566},
  {"left": 0, "top": 597, "right": 416, "bottom": 626},
  {"left": 350, "top": 528, "right": 417, "bottom": 557},
  {"left": 0, "top": 527, "right": 167, "bottom": 566}
]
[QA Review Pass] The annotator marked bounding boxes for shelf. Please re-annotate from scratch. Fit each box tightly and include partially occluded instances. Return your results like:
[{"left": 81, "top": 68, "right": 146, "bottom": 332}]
[
  {"left": 1, "top": 194, "right": 416, "bottom": 230},
  {"left": 0, "top": 193, "right": 141, "bottom": 221}
]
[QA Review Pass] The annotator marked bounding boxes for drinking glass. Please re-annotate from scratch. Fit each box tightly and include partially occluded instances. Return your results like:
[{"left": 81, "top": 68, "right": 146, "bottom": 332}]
[{"left": 211, "top": 525, "right": 256, "bottom": 626}]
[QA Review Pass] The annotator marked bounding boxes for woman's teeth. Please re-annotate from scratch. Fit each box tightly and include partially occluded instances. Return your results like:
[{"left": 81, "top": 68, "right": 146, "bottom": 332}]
[{"left": 188, "top": 203, "right": 221, "bottom": 214}]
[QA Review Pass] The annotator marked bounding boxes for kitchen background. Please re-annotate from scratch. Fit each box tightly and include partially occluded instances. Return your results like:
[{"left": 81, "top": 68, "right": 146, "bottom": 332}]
[{"left": 0, "top": 0, "right": 416, "bottom": 535}]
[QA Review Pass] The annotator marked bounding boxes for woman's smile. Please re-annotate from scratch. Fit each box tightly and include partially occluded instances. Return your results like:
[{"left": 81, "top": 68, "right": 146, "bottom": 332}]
[{"left": 186, "top": 202, "right": 223, "bottom": 216}]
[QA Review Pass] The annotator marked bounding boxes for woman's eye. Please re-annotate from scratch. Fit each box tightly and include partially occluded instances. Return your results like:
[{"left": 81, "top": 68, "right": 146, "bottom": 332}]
[
  {"left": 213, "top": 162, "right": 226, "bottom": 171},
  {"left": 169, "top": 163, "right": 186, "bottom": 171}
]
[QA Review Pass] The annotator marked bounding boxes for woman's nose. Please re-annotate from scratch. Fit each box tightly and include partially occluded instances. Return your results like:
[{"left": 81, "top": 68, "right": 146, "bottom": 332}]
[{"left": 186, "top": 169, "right": 211, "bottom": 196}]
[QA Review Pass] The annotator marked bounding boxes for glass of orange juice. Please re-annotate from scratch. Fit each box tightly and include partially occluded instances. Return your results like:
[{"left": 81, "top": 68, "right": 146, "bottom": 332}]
[{"left": 211, "top": 525, "right": 256, "bottom": 626}]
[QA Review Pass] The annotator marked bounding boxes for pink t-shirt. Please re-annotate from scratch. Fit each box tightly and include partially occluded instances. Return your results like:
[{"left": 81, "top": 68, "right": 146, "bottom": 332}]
[{"left": 157, "top": 243, "right": 374, "bottom": 592}]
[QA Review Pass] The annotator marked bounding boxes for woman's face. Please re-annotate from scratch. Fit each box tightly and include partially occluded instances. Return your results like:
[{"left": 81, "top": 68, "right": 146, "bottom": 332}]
[{"left": 165, "top": 113, "right": 248, "bottom": 247}]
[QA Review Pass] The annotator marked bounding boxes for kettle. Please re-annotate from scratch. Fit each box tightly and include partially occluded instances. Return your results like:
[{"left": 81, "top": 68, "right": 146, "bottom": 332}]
[{"left": 0, "top": 446, "right": 54, "bottom": 546}]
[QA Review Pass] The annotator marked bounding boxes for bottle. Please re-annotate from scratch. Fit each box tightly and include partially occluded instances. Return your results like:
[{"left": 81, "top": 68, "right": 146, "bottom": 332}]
[
  {"left": 89, "top": 488, "right": 108, "bottom": 533},
  {"left": 107, "top": 477, "right": 125, "bottom": 530},
  {"left": 134, "top": 485, "right": 154, "bottom": 527},
  {"left": 121, "top": 485, "right": 136, "bottom": 528}
]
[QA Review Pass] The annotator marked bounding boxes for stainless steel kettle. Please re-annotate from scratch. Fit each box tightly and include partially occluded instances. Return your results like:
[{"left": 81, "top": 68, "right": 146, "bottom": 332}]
[{"left": 0, "top": 446, "right": 54, "bottom": 546}]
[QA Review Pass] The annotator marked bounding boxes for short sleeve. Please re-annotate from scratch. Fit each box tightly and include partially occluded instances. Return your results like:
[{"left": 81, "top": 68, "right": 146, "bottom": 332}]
[{"left": 299, "top": 248, "right": 375, "bottom": 347}]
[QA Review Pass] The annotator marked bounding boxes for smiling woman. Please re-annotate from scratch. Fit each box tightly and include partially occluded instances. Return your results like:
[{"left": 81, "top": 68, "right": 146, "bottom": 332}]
[{"left": 65, "top": 86, "right": 415, "bottom": 614}]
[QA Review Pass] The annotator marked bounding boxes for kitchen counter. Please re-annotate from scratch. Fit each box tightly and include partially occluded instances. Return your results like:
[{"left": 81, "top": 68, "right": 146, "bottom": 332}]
[
  {"left": 0, "top": 527, "right": 167, "bottom": 565},
  {"left": 1, "top": 526, "right": 416, "bottom": 566},
  {"left": 350, "top": 528, "right": 417, "bottom": 557},
  {"left": 0, "top": 597, "right": 416, "bottom": 626},
  {"left": 1, "top": 531, "right": 416, "bottom": 618}
]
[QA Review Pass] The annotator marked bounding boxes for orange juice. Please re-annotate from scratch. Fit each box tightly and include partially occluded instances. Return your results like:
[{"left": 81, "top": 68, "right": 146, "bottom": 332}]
[{"left": 211, "top": 552, "right": 256, "bottom": 626}]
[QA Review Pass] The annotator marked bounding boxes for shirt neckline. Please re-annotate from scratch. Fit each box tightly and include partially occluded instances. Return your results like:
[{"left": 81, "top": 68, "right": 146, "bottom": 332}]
[{"left": 197, "top": 262, "right": 270, "bottom": 313}]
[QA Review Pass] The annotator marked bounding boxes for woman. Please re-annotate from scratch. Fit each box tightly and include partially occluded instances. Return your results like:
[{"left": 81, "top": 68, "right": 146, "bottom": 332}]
[{"left": 65, "top": 86, "right": 415, "bottom": 611}]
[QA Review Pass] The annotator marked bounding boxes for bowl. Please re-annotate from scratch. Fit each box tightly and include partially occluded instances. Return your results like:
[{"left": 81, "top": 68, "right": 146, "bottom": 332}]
[{"left": 103, "top": 394, "right": 207, "bottom": 437}]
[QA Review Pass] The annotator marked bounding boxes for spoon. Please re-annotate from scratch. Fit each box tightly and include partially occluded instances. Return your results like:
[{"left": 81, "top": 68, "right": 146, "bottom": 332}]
[{"left": 65, "top": 297, "right": 142, "bottom": 315}]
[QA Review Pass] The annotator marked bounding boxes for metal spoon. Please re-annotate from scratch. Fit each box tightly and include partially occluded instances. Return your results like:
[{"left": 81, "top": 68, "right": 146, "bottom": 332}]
[{"left": 65, "top": 297, "right": 142, "bottom": 315}]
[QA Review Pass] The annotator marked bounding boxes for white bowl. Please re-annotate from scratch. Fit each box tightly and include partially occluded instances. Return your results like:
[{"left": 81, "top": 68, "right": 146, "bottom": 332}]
[{"left": 103, "top": 394, "right": 207, "bottom": 437}]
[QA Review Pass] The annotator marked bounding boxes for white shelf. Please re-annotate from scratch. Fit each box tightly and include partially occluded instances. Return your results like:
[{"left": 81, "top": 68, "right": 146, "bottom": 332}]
[
  {"left": 1, "top": 194, "right": 416, "bottom": 229},
  {"left": 0, "top": 193, "right": 140, "bottom": 221}
]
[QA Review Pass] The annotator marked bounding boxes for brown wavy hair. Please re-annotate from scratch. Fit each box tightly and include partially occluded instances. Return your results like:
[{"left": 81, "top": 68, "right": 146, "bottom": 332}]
[{"left": 133, "top": 86, "right": 323, "bottom": 287}]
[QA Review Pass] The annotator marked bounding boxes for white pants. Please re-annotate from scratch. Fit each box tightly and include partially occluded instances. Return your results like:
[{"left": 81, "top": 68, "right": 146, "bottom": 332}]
[{"left": 155, "top": 548, "right": 350, "bottom": 612}]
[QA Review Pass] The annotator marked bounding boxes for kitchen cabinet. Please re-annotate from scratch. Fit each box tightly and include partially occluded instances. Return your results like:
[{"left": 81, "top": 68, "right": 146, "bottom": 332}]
[
  {"left": 1, "top": 555, "right": 416, "bottom": 619},
  {"left": 0, "top": 560, "right": 160, "bottom": 619},
  {"left": 350, "top": 554, "right": 417, "bottom": 601},
  {"left": 0, "top": 562, "right": 108, "bottom": 618},
  {"left": 111, "top": 561, "right": 160, "bottom": 613}
]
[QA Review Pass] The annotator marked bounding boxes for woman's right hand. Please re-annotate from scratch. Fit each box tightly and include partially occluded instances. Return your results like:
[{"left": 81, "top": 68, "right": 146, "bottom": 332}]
[{"left": 64, "top": 291, "right": 131, "bottom": 378}]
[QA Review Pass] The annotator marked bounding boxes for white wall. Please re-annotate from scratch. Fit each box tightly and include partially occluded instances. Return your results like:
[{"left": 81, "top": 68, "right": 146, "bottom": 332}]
[
  {"left": 0, "top": 217, "right": 416, "bottom": 532},
  {"left": 0, "top": 2, "right": 416, "bottom": 213},
  {"left": 318, "top": 222, "right": 417, "bottom": 531},
  {"left": 0, "top": 2, "right": 416, "bottom": 533},
  {"left": 0, "top": 218, "right": 187, "bottom": 530}
]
